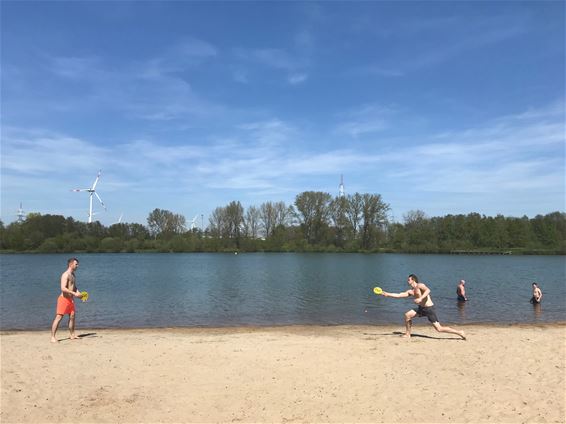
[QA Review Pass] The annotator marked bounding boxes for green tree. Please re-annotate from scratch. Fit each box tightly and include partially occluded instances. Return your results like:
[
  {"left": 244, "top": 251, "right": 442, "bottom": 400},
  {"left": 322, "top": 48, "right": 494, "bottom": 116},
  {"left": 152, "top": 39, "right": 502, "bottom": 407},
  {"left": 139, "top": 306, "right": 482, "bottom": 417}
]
[
  {"left": 243, "top": 205, "right": 261, "bottom": 239},
  {"left": 345, "top": 193, "right": 363, "bottom": 240},
  {"left": 259, "top": 202, "right": 277, "bottom": 238},
  {"left": 294, "top": 191, "right": 332, "bottom": 245},
  {"left": 360, "top": 193, "right": 390, "bottom": 250},
  {"left": 330, "top": 196, "right": 349, "bottom": 248},
  {"left": 147, "top": 208, "right": 186, "bottom": 239}
]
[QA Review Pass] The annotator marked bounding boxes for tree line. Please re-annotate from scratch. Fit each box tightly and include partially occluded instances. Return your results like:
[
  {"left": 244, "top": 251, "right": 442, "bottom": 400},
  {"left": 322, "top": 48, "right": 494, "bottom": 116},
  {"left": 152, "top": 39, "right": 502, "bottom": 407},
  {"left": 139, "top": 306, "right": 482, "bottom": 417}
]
[{"left": 1, "top": 191, "right": 564, "bottom": 254}]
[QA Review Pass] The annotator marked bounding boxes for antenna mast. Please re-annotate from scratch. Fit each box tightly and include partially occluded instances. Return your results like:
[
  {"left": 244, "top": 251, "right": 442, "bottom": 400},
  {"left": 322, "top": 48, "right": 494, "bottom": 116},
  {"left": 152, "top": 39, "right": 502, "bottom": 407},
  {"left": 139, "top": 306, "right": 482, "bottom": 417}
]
[{"left": 17, "top": 202, "right": 25, "bottom": 223}]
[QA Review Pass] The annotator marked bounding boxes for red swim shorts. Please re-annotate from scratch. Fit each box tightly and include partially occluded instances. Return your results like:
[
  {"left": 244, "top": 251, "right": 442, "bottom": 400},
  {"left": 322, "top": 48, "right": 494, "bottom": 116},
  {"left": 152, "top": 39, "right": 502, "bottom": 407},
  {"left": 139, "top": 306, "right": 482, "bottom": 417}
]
[{"left": 56, "top": 295, "right": 75, "bottom": 315}]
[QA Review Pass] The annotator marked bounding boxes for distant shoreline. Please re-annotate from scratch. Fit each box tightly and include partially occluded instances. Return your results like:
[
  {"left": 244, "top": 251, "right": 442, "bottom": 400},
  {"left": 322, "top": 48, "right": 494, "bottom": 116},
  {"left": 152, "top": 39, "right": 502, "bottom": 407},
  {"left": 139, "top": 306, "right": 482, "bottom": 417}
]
[{"left": 1, "top": 248, "right": 564, "bottom": 255}]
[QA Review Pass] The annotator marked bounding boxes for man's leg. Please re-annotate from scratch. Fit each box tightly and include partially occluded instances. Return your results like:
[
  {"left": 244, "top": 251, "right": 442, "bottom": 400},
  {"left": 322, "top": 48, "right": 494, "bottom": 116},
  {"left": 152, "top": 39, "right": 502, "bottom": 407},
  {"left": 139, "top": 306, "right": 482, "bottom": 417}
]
[
  {"left": 404, "top": 310, "right": 417, "bottom": 338},
  {"left": 51, "top": 314, "right": 63, "bottom": 342},
  {"left": 69, "top": 313, "right": 78, "bottom": 339},
  {"left": 432, "top": 321, "right": 466, "bottom": 340}
]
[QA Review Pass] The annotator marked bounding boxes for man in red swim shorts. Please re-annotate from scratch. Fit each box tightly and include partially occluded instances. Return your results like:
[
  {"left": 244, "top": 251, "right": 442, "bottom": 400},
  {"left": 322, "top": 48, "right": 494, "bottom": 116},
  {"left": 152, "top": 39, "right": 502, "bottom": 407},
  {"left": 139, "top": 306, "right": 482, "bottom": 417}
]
[{"left": 51, "top": 258, "right": 82, "bottom": 342}]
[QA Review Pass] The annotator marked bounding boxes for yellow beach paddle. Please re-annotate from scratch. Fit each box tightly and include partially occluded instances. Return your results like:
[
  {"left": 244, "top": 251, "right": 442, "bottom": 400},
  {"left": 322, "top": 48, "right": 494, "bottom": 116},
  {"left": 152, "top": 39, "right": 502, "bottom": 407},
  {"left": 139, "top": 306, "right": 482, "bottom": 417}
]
[
  {"left": 373, "top": 286, "right": 383, "bottom": 296},
  {"left": 79, "top": 291, "right": 89, "bottom": 302}
]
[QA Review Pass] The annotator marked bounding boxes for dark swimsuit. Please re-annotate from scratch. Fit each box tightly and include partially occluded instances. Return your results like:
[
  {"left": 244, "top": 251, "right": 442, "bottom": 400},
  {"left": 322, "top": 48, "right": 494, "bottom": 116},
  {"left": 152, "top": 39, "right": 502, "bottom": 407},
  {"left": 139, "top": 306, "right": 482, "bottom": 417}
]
[{"left": 413, "top": 305, "right": 439, "bottom": 323}]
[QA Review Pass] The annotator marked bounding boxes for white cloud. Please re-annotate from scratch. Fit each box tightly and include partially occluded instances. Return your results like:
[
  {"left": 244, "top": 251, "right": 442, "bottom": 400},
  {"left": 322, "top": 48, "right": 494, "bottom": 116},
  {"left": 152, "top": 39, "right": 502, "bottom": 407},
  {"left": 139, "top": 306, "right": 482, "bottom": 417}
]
[
  {"left": 233, "top": 46, "right": 310, "bottom": 84},
  {"left": 334, "top": 104, "right": 396, "bottom": 137},
  {"left": 288, "top": 73, "right": 308, "bottom": 85},
  {"left": 48, "top": 56, "right": 103, "bottom": 80},
  {"left": 2, "top": 102, "right": 563, "bottom": 223}
]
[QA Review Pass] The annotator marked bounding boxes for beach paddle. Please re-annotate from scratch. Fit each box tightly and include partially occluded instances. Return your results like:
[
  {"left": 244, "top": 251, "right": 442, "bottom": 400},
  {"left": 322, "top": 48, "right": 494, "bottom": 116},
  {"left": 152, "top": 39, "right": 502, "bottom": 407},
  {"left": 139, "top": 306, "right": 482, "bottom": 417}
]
[
  {"left": 373, "top": 286, "right": 383, "bottom": 296},
  {"left": 79, "top": 291, "right": 89, "bottom": 302}
]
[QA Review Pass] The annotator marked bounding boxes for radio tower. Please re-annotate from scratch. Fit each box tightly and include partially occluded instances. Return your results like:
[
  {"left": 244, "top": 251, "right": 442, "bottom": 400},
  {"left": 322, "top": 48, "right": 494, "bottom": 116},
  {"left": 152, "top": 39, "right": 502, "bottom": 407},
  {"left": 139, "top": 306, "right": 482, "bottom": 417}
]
[
  {"left": 17, "top": 202, "right": 25, "bottom": 223},
  {"left": 339, "top": 174, "right": 345, "bottom": 197}
]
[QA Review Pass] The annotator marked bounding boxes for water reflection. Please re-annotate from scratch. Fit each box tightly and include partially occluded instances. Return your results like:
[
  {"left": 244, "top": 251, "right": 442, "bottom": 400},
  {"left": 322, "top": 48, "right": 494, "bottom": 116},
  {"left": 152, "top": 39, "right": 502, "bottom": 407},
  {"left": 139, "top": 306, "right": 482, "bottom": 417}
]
[
  {"left": 457, "top": 300, "right": 467, "bottom": 320},
  {"left": 532, "top": 302, "right": 542, "bottom": 320}
]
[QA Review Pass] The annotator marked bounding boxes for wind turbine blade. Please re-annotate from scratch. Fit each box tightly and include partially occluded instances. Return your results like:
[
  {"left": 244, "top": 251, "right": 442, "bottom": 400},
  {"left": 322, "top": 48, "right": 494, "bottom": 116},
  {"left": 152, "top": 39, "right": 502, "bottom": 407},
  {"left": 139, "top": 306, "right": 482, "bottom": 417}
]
[
  {"left": 71, "top": 188, "right": 90, "bottom": 192},
  {"left": 92, "top": 170, "right": 102, "bottom": 190},
  {"left": 118, "top": 213, "right": 123, "bottom": 224},
  {"left": 94, "top": 192, "right": 107, "bottom": 210}
]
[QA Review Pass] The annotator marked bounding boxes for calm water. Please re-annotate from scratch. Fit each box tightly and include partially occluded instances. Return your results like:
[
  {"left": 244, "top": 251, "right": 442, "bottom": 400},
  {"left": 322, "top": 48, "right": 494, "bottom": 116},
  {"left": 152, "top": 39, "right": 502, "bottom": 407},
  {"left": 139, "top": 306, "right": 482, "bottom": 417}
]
[{"left": 1, "top": 253, "right": 564, "bottom": 330}]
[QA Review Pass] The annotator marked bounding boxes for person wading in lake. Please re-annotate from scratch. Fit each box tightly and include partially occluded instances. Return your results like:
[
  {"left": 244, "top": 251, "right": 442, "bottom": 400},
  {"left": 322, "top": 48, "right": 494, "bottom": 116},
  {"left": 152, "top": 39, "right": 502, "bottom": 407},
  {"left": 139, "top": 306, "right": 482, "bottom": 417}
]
[
  {"left": 457, "top": 279, "right": 468, "bottom": 302},
  {"left": 530, "top": 282, "right": 543, "bottom": 304},
  {"left": 50, "top": 258, "right": 82, "bottom": 343},
  {"left": 382, "top": 274, "right": 466, "bottom": 340}
]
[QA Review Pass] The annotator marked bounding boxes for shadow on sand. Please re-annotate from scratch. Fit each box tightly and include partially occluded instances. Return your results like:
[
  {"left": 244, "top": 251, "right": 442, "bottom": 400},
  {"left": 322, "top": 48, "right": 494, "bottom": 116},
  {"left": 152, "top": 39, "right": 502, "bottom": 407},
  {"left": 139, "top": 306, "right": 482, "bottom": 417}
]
[
  {"left": 363, "top": 331, "right": 462, "bottom": 340},
  {"left": 58, "top": 332, "right": 98, "bottom": 342}
]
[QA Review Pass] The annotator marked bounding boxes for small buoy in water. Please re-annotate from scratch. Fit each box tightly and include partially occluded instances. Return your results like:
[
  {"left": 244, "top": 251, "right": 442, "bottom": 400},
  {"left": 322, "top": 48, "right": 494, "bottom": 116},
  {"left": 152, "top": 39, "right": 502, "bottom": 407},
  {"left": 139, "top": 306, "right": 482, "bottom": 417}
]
[
  {"left": 364, "top": 309, "right": 368, "bottom": 313},
  {"left": 234, "top": 252, "right": 238, "bottom": 255}
]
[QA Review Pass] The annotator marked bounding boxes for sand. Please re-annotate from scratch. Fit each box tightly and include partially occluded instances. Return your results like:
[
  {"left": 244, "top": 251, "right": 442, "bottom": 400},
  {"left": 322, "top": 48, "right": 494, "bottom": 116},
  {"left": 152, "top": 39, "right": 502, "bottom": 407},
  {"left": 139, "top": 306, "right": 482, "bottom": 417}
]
[{"left": 1, "top": 324, "right": 565, "bottom": 423}]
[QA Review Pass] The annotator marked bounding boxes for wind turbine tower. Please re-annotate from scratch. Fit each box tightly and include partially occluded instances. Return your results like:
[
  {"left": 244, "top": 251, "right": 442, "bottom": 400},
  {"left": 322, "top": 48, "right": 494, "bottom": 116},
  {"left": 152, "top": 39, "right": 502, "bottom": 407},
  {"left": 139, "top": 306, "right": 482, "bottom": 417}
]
[
  {"left": 190, "top": 215, "right": 198, "bottom": 230},
  {"left": 339, "top": 174, "right": 345, "bottom": 197},
  {"left": 72, "top": 170, "right": 107, "bottom": 223},
  {"left": 17, "top": 202, "right": 25, "bottom": 223}
]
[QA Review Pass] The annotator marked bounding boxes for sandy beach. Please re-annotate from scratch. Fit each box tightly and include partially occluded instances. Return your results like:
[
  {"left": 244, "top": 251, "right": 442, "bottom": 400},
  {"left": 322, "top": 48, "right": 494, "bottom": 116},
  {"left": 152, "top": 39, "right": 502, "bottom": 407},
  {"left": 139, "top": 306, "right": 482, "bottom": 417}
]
[{"left": 1, "top": 324, "right": 564, "bottom": 423}]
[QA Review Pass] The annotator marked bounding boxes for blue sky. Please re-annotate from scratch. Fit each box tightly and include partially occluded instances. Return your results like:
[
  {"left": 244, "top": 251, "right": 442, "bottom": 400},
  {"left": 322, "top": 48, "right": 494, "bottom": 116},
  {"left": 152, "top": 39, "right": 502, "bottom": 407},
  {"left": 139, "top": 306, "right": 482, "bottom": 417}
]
[{"left": 1, "top": 1, "right": 564, "bottom": 227}]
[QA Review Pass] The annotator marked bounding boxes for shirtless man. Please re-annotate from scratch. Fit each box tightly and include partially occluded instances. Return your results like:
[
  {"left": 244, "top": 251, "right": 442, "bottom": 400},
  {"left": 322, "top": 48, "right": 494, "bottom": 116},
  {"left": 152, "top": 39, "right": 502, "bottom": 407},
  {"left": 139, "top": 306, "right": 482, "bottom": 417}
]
[
  {"left": 457, "top": 279, "right": 467, "bottom": 301},
  {"left": 50, "top": 258, "right": 82, "bottom": 343},
  {"left": 382, "top": 274, "right": 466, "bottom": 340},
  {"left": 530, "top": 282, "right": 543, "bottom": 304}
]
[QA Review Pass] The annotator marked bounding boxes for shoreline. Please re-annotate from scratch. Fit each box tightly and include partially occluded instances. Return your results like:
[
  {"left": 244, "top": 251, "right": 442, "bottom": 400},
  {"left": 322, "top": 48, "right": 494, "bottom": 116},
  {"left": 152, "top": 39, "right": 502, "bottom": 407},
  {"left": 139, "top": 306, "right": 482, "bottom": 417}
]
[
  {"left": 2, "top": 323, "right": 565, "bottom": 423},
  {"left": 2, "top": 320, "right": 566, "bottom": 334}
]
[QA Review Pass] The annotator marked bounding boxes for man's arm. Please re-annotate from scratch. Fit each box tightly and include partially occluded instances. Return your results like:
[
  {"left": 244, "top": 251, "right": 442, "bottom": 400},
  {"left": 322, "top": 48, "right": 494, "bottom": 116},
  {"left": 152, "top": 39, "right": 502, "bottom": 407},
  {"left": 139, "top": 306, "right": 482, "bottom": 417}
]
[{"left": 382, "top": 289, "right": 412, "bottom": 298}]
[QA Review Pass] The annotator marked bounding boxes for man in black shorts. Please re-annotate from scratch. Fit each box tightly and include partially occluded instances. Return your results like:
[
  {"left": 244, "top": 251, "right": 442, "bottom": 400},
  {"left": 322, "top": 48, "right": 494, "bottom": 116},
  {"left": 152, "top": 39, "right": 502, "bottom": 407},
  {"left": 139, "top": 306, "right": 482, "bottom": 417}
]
[{"left": 382, "top": 274, "right": 466, "bottom": 340}]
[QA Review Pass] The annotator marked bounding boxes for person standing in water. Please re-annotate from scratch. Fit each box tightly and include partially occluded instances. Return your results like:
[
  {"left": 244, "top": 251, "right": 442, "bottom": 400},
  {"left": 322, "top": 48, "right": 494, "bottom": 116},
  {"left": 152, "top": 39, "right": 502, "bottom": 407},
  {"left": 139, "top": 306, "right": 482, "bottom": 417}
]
[
  {"left": 51, "top": 258, "right": 82, "bottom": 343},
  {"left": 530, "top": 282, "right": 543, "bottom": 304},
  {"left": 457, "top": 279, "right": 468, "bottom": 302},
  {"left": 382, "top": 274, "right": 466, "bottom": 340}
]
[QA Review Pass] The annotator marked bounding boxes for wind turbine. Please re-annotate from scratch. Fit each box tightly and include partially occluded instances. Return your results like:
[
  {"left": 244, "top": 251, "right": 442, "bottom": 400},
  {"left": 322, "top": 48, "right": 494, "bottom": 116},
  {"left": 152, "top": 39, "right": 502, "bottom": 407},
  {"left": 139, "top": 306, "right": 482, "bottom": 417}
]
[
  {"left": 190, "top": 215, "right": 198, "bottom": 230},
  {"left": 111, "top": 212, "right": 124, "bottom": 225},
  {"left": 72, "top": 170, "right": 107, "bottom": 223}
]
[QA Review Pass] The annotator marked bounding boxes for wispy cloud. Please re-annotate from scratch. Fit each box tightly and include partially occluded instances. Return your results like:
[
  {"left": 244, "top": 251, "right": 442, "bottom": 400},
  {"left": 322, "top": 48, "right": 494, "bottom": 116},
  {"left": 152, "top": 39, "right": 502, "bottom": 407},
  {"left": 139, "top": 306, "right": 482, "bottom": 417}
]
[
  {"left": 48, "top": 56, "right": 104, "bottom": 79},
  {"left": 334, "top": 104, "right": 397, "bottom": 137},
  {"left": 288, "top": 73, "right": 308, "bottom": 85},
  {"left": 141, "top": 37, "right": 218, "bottom": 77},
  {"left": 354, "top": 14, "right": 528, "bottom": 76},
  {"left": 233, "top": 46, "right": 309, "bottom": 85},
  {"left": 2, "top": 101, "right": 563, "bottom": 222}
]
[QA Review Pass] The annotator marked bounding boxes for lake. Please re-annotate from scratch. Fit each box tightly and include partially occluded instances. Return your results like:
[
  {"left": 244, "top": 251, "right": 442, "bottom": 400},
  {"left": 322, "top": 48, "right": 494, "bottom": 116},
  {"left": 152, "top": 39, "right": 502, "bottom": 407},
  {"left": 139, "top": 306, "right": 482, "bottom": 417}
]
[{"left": 1, "top": 253, "right": 564, "bottom": 330}]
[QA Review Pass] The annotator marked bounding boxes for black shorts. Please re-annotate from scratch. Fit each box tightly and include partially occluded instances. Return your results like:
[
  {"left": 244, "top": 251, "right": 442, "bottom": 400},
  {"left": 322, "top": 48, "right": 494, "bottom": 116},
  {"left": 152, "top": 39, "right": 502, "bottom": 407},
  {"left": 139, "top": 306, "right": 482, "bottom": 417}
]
[
  {"left": 457, "top": 295, "right": 467, "bottom": 302},
  {"left": 413, "top": 305, "right": 439, "bottom": 323},
  {"left": 530, "top": 296, "right": 540, "bottom": 304}
]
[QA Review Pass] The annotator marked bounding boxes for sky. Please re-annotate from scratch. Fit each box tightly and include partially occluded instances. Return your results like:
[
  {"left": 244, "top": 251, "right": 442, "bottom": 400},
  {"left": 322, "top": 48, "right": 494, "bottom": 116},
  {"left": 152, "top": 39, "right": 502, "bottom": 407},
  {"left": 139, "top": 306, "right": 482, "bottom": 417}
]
[{"left": 1, "top": 1, "right": 564, "bottom": 227}]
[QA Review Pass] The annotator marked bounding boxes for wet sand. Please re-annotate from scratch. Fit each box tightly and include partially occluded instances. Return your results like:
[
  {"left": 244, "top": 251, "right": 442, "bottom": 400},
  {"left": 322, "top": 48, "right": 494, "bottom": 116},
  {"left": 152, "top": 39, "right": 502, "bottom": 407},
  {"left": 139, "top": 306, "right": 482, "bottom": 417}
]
[{"left": 1, "top": 324, "right": 565, "bottom": 423}]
